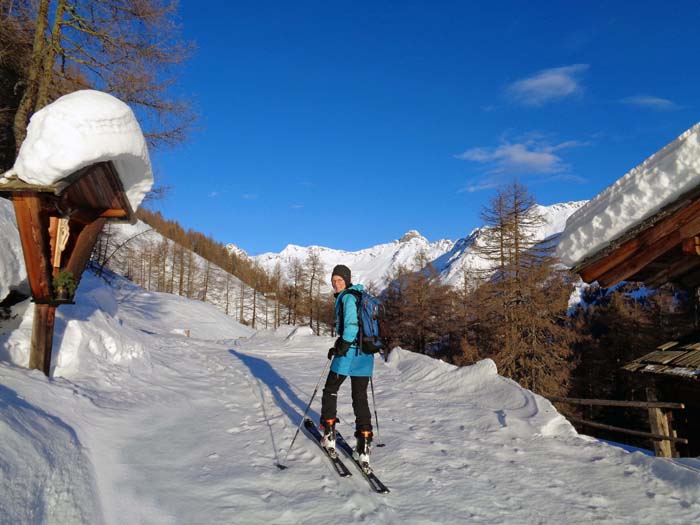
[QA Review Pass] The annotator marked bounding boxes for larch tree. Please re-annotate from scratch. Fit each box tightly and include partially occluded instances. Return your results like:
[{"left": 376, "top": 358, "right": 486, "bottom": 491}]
[
  {"left": 305, "top": 250, "right": 324, "bottom": 332},
  {"left": 470, "top": 180, "right": 578, "bottom": 397}
]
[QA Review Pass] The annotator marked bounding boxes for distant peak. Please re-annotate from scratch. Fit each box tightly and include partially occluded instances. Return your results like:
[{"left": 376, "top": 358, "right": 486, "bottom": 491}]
[
  {"left": 399, "top": 230, "right": 425, "bottom": 243},
  {"left": 225, "top": 243, "right": 248, "bottom": 259}
]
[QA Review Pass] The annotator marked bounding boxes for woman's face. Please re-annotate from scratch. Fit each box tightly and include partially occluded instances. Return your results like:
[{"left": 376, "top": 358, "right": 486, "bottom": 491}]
[{"left": 332, "top": 276, "right": 347, "bottom": 293}]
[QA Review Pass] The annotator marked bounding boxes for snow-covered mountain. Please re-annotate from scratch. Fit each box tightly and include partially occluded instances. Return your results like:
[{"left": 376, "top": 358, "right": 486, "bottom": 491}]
[
  {"left": 225, "top": 242, "right": 249, "bottom": 260},
  {"left": 252, "top": 201, "right": 587, "bottom": 291},
  {"left": 435, "top": 201, "right": 587, "bottom": 286},
  {"left": 253, "top": 230, "right": 455, "bottom": 291}
]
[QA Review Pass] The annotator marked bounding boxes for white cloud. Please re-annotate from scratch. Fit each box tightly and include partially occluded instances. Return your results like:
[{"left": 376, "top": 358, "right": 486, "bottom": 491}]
[
  {"left": 290, "top": 204, "right": 304, "bottom": 209},
  {"left": 456, "top": 137, "right": 587, "bottom": 192},
  {"left": 622, "top": 95, "right": 678, "bottom": 110},
  {"left": 456, "top": 140, "right": 581, "bottom": 174},
  {"left": 507, "top": 64, "right": 589, "bottom": 106},
  {"left": 209, "top": 191, "right": 219, "bottom": 198},
  {"left": 241, "top": 193, "right": 258, "bottom": 200}
]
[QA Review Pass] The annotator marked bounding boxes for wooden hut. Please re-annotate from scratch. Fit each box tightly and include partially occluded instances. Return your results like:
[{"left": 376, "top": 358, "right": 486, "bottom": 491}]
[
  {"left": 0, "top": 160, "right": 135, "bottom": 375},
  {"left": 623, "top": 335, "right": 700, "bottom": 456},
  {"left": 559, "top": 124, "right": 700, "bottom": 457}
]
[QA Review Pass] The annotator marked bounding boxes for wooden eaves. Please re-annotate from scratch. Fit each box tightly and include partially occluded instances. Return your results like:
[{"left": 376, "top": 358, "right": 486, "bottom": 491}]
[{"left": 570, "top": 185, "right": 700, "bottom": 290}]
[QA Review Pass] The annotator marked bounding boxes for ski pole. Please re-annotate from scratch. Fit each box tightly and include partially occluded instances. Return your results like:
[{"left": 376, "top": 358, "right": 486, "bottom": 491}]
[
  {"left": 370, "top": 377, "right": 385, "bottom": 447},
  {"left": 277, "top": 358, "right": 331, "bottom": 469}
]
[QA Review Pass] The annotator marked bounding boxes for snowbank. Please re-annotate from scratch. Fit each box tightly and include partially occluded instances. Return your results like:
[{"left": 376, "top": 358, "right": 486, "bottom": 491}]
[
  {"left": 5, "top": 90, "right": 153, "bottom": 211},
  {"left": 0, "top": 198, "right": 27, "bottom": 301},
  {"left": 557, "top": 123, "right": 700, "bottom": 267},
  {"left": 386, "top": 347, "right": 576, "bottom": 438},
  {"left": 0, "top": 273, "right": 148, "bottom": 377},
  {"left": 0, "top": 377, "right": 102, "bottom": 524},
  {"left": 0, "top": 272, "right": 255, "bottom": 377}
]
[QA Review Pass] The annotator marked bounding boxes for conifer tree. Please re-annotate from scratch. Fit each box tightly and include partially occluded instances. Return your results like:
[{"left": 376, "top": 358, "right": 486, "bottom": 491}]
[{"left": 468, "top": 181, "right": 578, "bottom": 396}]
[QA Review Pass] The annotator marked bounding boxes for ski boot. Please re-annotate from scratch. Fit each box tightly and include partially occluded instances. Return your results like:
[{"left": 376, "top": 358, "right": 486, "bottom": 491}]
[
  {"left": 353, "top": 429, "right": 373, "bottom": 473},
  {"left": 319, "top": 418, "right": 337, "bottom": 458}
]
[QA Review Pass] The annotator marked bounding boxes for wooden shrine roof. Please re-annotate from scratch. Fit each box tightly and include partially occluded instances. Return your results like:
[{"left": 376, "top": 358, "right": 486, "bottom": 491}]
[
  {"left": 623, "top": 333, "right": 700, "bottom": 379},
  {"left": 571, "top": 185, "right": 700, "bottom": 290},
  {"left": 0, "top": 161, "right": 135, "bottom": 224}
]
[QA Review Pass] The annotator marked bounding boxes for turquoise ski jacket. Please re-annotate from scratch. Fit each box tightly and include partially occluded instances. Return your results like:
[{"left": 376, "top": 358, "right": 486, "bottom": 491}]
[{"left": 330, "top": 284, "right": 374, "bottom": 377}]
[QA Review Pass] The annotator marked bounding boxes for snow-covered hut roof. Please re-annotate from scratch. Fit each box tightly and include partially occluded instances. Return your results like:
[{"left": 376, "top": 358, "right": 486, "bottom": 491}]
[
  {"left": 1, "top": 90, "right": 153, "bottom": 211},
  {"left": 556, "top": 123, "right": 700, "bottom": 288}
]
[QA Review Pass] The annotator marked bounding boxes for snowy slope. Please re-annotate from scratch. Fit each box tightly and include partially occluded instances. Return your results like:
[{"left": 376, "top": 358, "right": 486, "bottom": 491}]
[
  {"left": 96, "top": 220, "right": 274, "bottom": 329},
  {"left": 1, "top": 274, "right": 699, "bottom": 524}
]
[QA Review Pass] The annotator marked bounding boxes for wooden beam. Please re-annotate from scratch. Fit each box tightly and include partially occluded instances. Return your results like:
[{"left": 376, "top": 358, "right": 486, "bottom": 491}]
[
  {"left": 12, "top": 194, "right": 53, "bottom": 302},
  {"left": 681, "top": 236, "right": 700, "bottom": 256},
  {"left": 595, "top": 230, "right": 681, "bottom": 287},
  {"left": 98, "top": 208, "right": 128, "bottom": 219},
  {"left": 549, "top": 395, "right": 685, "bottom": 410},
  {"left": 64, "top": 218, "right": 106, "bottom": 281},
  {"left": 578, "top": 197, "right": 700, "bottom": 284},
  {"left": 567, "top": 416, "right": 688, "bottom": 444},
  {"left": 644, "top": 255, "right": 700, "bottom": 288},
  {"left": 29, "top": 303, "right": 56, "bottom": 376},
  {"left": 68, "top": 208, "right": 107, "bottom": 225}
]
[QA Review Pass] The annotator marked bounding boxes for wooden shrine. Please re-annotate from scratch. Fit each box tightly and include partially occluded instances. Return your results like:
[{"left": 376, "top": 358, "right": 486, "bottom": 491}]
[{"left": 0, "top": 161, "right": 135, "bottom": 376}]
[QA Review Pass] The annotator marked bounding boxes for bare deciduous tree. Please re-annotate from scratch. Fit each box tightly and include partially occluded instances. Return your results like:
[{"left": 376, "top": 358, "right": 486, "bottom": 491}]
[{"left": 2, "top": 0, "right": 194, "bottom": 158}]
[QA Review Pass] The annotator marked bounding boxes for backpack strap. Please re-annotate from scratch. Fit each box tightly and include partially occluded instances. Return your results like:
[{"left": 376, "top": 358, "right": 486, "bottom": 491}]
[{"left": 337, "top": 289, "right": 363, "bottom": 346}]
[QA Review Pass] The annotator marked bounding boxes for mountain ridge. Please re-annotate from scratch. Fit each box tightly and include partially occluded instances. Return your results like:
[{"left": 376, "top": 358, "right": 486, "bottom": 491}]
[{"left": 242, "top": 201, "right": 588, "bottom": 290}]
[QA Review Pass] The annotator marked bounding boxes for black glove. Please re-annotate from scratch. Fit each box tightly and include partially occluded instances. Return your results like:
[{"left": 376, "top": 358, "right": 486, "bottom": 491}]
[
  {"left": 333, "top": 337, "right": 352, "bottom": 357},
  {"left": 327, "top": 347, "right": 335, "bottom": 360}
]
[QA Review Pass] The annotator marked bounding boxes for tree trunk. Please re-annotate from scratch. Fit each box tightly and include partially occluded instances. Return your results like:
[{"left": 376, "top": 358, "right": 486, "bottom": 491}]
[{"left": 13, "top": 0, "right": 50, "bottom": 149}]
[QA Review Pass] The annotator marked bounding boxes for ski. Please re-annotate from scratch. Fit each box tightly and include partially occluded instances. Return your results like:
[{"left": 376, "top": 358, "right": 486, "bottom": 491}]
[
  {"left": 302, "top": 418, "right": 352, "bottom": 477},
  {"left": 335, "top": 431, "right": 390, "bottom": 494}
]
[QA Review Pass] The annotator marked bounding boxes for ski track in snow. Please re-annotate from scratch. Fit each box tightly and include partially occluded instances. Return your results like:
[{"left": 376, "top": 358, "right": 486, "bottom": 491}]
[{"left": 2, "top": 280, "right": 700, "bottom": 524}]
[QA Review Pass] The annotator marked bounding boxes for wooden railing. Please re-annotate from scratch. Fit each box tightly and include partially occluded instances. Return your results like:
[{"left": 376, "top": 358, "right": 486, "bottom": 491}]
[{"left": 549, "top": 393, "right": 686, "bottom": 458}]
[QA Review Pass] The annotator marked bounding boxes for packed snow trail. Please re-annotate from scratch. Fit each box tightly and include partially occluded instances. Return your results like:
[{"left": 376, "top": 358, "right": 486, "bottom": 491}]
[{"left": 2, "top": 274, "right": 700, "bottom": 524}]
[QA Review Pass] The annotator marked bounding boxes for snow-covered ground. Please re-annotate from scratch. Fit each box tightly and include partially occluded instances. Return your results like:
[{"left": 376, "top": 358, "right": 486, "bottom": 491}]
[{"left": 1, "top": 273, "right": 699, "bottom": 524}]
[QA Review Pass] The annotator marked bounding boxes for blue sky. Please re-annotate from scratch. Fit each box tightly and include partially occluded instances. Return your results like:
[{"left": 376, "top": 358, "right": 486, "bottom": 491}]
[{"left": 150, "top": 1, "right": 700, "bottom": 255}]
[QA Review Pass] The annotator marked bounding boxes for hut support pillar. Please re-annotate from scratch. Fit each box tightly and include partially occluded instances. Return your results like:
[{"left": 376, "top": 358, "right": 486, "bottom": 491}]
[
  {"left": 646, "top": 387, "right": 676, "bottom": 458},
  {"left": 29, "top": 303, "right": 57, "bottom": 376}
]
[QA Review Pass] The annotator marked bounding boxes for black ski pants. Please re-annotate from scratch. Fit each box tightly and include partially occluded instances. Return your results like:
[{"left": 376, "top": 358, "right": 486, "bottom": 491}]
[{"left": 320, "top": 371, "right": 372, "bottom": 432}]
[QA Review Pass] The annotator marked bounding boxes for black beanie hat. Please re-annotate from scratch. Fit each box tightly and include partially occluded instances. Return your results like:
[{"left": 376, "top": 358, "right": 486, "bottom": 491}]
[{"left": 332, "top": 264, "right": 352, "bottom": 286}]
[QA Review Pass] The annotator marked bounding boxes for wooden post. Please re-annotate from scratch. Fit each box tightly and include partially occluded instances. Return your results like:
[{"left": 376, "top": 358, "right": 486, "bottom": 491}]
[
  {"left": 65, "top": 218, "right": 106, "bottom": 280},
  {"left": 646, "top": 387, "right": 676, "bottom": 458},
  {"left": 29, "top": 303, "right": 57, "bottom": 376}
]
